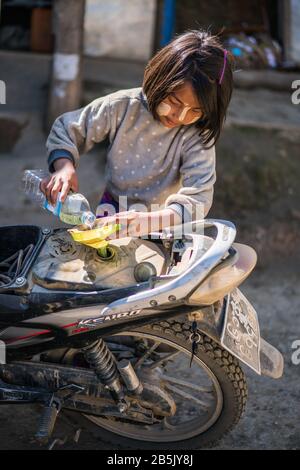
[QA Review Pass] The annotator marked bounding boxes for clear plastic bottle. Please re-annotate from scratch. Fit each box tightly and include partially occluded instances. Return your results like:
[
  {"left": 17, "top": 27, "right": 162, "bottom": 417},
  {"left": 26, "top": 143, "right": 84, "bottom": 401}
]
[{"left": 23, "top": 169, "right": 96, "bottom": 228}]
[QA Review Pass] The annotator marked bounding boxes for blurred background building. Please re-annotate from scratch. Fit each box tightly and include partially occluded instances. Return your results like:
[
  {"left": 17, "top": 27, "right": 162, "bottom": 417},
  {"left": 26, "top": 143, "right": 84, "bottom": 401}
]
[
  {"left": 1, "top": 1, "right": 300, "bottom": 63},
  {"left": 0, "top": 0, "right": 300, "bottom": 117}
]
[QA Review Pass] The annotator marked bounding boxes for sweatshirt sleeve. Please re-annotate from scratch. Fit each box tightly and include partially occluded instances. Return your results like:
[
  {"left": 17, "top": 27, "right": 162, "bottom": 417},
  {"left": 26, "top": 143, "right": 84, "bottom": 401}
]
[
  {"left": 165, "top": 131, "right": 216, "bottom": 221},
  {"left": 46, "top": 94, "right": 112, "bottom": 170}
]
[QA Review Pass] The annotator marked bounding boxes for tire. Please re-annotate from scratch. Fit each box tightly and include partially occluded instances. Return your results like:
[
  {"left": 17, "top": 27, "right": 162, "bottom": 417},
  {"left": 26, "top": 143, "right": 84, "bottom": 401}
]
[{"left": 63, "top": 319, "right": 248, "bottom": 450}]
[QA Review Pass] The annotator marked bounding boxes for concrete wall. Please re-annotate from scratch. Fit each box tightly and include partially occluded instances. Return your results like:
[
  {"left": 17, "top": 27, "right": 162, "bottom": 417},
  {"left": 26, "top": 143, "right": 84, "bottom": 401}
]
[{"left": 84, "top": 0, "right": 156, "bottom": 61}]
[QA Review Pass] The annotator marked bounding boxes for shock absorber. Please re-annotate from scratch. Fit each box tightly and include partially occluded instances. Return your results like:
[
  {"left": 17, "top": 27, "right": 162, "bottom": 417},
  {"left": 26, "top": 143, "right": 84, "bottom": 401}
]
[{"left": 83, "top": 339, "right": 127, "bottom": 412}]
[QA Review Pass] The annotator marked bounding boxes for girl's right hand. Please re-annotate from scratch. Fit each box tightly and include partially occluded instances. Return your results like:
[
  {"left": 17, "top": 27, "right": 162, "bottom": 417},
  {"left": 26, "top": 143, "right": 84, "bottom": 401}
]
[{"left": 40, "top": 158, "right": 79, "bottom": 205}]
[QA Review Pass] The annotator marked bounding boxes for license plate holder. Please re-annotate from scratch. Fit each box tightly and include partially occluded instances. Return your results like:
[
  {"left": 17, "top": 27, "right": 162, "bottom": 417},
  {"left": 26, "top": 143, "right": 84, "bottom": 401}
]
[{"left": 221, "top": 288, "right": 261, "bottom": 374}]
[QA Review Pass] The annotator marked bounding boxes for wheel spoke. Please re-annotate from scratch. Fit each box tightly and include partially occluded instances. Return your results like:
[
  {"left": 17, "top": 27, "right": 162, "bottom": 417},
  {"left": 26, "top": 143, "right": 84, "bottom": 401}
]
[
  {"left": 106, "top": 342, "right": 135, "bottom": 353},
  {"left": 164, "top": 383, "right": 211, "bottom": 409},
  {"left": 161, "top": 374, "right": 214, "bottom": 394},
  {"left": 135, "top": 341, "right": 161, "bottom": 369},
  {"left": 148, "top": 351, "right": 181, "bottom": 369}
]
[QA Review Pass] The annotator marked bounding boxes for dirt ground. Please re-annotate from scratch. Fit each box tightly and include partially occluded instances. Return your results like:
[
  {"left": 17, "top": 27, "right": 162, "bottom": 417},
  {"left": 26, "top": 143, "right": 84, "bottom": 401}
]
[{"left": 0, "top": 89, "right": 299, "bottom": 450}]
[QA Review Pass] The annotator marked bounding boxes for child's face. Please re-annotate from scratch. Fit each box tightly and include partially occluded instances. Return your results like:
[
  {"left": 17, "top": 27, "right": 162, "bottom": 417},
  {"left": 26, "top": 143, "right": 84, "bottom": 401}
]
[{"left": 157, "top": 81, "right": 204, "bottom": 128}]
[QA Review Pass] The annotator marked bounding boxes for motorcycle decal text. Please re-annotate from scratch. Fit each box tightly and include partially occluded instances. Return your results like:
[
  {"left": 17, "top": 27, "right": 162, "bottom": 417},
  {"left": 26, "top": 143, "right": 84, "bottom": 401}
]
[{"left": 79, "top": 309, "right": 142, "bottom": 328}]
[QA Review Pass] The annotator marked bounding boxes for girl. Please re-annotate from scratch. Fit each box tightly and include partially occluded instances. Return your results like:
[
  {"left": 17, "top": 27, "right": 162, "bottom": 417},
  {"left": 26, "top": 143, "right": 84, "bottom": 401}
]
[{"left": 42, "top": 30, "right": 233, "bottom": 237}]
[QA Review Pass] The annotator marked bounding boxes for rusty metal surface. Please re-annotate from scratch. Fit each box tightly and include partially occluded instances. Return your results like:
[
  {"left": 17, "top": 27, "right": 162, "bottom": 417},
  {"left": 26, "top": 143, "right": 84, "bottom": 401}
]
[{"left": 32, "top": 230, "right": 167, "bottom": 291}]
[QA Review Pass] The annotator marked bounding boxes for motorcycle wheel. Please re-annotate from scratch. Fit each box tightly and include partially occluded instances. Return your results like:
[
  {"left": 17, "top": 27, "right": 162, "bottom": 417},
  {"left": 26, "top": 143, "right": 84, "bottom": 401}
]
[{"left": 64, "top": 318, "right": 248, "bottom": 449}]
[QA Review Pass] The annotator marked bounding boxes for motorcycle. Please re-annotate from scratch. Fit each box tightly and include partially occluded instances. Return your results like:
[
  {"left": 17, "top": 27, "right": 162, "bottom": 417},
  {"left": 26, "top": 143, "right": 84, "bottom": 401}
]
[{"left": 0, "top": 219, "right": 283, "bottom": 449}]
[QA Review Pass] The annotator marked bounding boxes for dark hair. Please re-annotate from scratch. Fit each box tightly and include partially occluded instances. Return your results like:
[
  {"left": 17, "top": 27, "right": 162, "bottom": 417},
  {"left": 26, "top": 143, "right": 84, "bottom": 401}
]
[{"left": 143, "top": 29, "right": 234, "bottom": 148}]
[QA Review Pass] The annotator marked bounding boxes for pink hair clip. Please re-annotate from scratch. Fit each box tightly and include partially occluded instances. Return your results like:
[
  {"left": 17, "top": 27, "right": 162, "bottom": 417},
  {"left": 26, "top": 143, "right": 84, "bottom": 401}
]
[{"left": 219, "top": 49, "right": 228, "bottom": 85}]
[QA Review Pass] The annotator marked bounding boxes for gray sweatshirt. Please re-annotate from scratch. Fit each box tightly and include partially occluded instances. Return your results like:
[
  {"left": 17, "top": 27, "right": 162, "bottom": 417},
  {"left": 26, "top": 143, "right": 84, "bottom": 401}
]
[{"left": 46, "top": 87, "right": 216, "bottom": 220}]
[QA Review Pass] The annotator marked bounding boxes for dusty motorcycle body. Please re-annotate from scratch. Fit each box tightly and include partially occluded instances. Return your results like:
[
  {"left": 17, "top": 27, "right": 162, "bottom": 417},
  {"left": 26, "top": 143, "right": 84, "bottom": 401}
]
[{"left": 0, "top": 220, "right": 283, "bottom": 449}]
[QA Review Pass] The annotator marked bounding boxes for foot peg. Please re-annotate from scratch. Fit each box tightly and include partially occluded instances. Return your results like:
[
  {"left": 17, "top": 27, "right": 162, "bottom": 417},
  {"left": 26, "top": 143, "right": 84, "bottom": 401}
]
[{"left": 35, "top": 396, "right": 62, "bottom": 443}]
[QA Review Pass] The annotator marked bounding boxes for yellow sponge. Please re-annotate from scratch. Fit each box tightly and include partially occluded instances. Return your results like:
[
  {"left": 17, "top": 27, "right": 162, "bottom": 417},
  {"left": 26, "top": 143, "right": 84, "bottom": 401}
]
[{"left": 68, "top": 224, "right": 120, "bottom": 250}]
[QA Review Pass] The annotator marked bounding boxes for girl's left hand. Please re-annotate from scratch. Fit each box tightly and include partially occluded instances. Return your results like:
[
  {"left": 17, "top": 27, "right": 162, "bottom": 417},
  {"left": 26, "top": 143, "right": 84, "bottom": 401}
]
[{"left": 94, "top": 209, "right": 181, "bottom": 239}]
